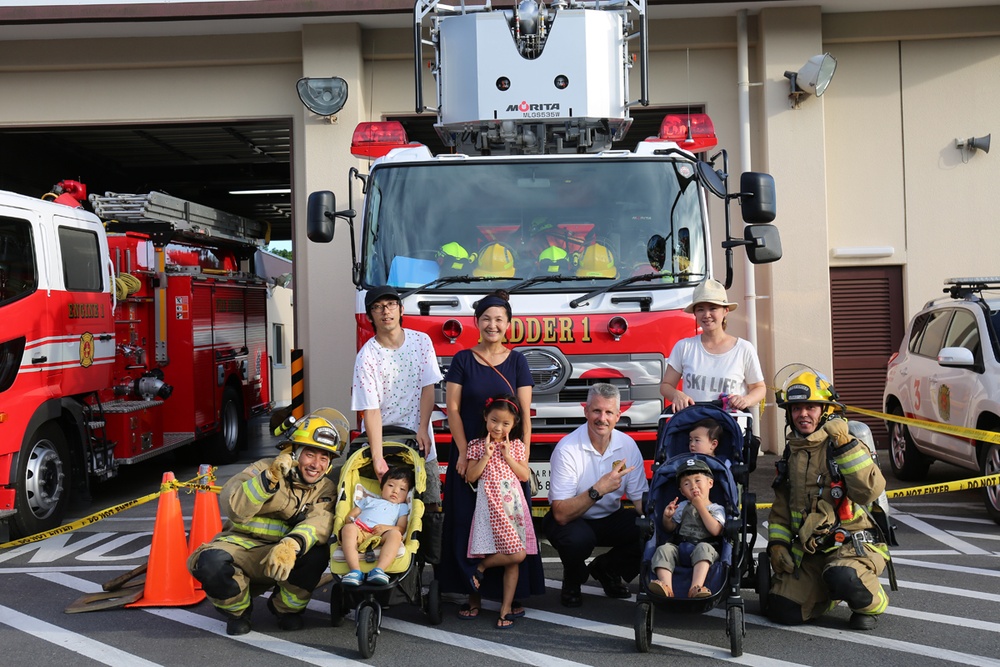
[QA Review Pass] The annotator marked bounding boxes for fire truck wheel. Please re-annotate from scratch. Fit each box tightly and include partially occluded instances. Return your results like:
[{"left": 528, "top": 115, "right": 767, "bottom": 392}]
[
  {"left": 12, "top": 423, "right": 71, "bottom": 539},
  {"left": 210, "top": 386, "right": 247, "bottom": 464}
]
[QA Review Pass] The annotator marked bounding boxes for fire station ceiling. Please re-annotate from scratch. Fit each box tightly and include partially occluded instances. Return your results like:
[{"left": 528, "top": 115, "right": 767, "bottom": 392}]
[{"left": 0, "top": 121, "right": 295, "bottom": 242}]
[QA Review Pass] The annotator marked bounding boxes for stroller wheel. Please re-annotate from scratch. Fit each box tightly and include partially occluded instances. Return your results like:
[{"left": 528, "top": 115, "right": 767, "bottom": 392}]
[
  {"left": 633, "top": 602, "right": 653, "bottom": 653},
  {"left": 357, "top": 604, "right": 379, "bottom": 658},
  {"left": 727, "top": 605, "right": 745, "bottom": 657},
  {"left": 426, "top": 579, "right": 443, "bottom": 626},
  {"left": 330, "top": 584, "right": 346, "bottom": 627},
  {"left": 756, "top": 552, "right": 771, "bottom": 615}
]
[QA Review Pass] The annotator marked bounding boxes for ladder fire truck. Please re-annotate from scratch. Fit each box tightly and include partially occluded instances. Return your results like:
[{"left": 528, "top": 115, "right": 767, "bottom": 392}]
[
  {"left": 0, "top": 181, "right": 270, "bottom": 538},
  {"left": 306, "top": 0, "right": 780, "bottom": 494}
]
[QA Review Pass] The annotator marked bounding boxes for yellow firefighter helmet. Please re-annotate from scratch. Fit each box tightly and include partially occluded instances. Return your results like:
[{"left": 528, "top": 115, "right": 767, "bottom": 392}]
[
  {"left": 774, "top": 364, "right": 843, "bottom": 421},
  {"left": 473, "top": 242, "right": 516, "bottom": 277},
  {"left": 576, "top": 241, "right": 617, "bottom": 278},
  {"left": 537, "top": 245, "right": 572, "bottom": 274},
  {"left": 277, "top": 408, "right": 350, "bottom": 467},
  {"left": 437, "top": 242, "right": 477, "bottom": 276}
]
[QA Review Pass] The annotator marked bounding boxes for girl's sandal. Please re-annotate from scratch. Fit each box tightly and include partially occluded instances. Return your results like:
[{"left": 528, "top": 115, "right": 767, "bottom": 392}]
[
  {"left": 458, "top": 604, "right": 480, "bottom": 620},
  {"left": 507, "top": 600, "right": 525, "bottom": 618},
  {"left": 469, "top": 568, "right": 485, "bottom": 591},
  {"left": 496, "top": 614, "right": 515, "bottom": 629}
]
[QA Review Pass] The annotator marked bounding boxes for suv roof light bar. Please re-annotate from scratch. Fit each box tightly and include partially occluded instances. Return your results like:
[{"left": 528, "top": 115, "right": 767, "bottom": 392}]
[{"left": 943, "top": 276, "right": 1000, "bottom": 300}]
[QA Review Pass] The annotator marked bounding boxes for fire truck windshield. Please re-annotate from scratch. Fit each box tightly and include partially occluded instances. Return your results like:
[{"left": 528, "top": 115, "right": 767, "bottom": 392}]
[
  {"left": 360, "top": 158, "right": 707, "bottom": 292},
  {"left": 0, "top": 216, "right": 37, "bottom": 305}
]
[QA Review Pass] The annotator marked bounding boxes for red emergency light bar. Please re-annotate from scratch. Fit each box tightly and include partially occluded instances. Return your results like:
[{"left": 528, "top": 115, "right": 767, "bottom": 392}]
[
  {"left": 657, "top": 113, "right": 718, "bottom": 153},
  {"left": 351, "top": 121, "right": 419, "bottom": 159}
]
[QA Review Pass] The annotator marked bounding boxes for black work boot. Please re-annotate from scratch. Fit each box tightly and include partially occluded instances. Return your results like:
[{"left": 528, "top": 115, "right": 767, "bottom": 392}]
[
  {"left": 225, "top": 603, "right": 253, "bottom": 636},
  {"left": 268, "top": 595, "right": 305, "bottom": 631},
  {"left": 849, "top": 613, "right": 877, "bottom": 631},
  {"left": 587, "top": 555, "right": 630, "bottom": 599}
]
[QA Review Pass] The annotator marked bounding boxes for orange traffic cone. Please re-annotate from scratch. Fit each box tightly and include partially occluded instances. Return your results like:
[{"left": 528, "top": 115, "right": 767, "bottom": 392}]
[
  {"left": 128, "top": 472, "right": 206, "bottom": 608},
  {"left": 189, "top": 464, "right": 223, "bottom": 554},
  {"left": 188, "top": 464, "right": 224, "bottom": 590}
]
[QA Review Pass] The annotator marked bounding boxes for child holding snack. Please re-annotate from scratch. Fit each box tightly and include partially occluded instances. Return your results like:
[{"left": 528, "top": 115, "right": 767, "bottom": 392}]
[{"left": 340, "top": 466, "right": 414, "bottom": 586}]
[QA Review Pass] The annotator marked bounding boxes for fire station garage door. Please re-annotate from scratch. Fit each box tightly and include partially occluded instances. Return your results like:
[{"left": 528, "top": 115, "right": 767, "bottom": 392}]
[
  {"left": 830, "top": 266, "right": 905, "bottom": 448},
  {"left": 0, "top": 121, "right": 293, "bottom": 242}
]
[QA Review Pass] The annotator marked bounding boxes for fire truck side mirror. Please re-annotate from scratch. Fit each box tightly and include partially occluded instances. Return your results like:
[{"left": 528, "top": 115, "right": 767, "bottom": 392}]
[
  {"left": 738, "top": 172, "right": 776, "bottom": 224},
  {"left": 697, "top": 161, "right": 727, "bottom": 199},
  {"left": 744, "top": 224, "right": 782, "bottom": 264},
  {"left": 307, "top": 191, "right": 337, "bottom": 243}
]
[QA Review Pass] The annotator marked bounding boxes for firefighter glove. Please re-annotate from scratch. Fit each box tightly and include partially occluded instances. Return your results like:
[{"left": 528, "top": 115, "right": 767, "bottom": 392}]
[
  {"left": 266, "top": 452, "right": 297, "bottom": 485},
  {"left": 262, "top": 537, "right": 299, "bottom": 582},
  {"left": 822, "top": 418, "right": 852, "bottom": 446},
  {"left": 768, "top": 543, "right": 795, "bottom": 574}
]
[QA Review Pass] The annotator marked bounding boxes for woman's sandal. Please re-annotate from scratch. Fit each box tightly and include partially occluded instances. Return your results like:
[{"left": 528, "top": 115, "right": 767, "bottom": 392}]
[
  {"left": 469, "top": 568, "right": 485, "bottom": 591},
  {"left": 496, "top": 614, "right": 515, "bottom": 629},
  {"left": 507, "top": 600, "right": 525, "bottom": 618},
  {"left": 647, "top": 580, "right": 673, "bottom": 598},
  {"left": 458, "top": 604, "right": 480, "bottom": 620}
]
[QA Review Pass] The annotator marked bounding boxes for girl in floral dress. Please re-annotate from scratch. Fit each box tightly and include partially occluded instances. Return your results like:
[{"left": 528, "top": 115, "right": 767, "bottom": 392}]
[{"left": 465, "top": 393, "right": 538, "bottom": 628}]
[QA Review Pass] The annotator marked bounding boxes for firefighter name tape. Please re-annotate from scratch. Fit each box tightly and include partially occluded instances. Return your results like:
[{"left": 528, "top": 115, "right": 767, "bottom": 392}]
[{"left": 0, "top": 470, "right": 220, "bottom": 551}]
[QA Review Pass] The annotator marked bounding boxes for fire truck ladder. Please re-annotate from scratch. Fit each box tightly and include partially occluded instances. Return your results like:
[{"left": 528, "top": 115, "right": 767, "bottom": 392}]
[
  {"left": 89, "top": 191, "right": 268, "bottom": 249},
  {"left": 82, "top": 394, "right": 117, "bottom": 481}
]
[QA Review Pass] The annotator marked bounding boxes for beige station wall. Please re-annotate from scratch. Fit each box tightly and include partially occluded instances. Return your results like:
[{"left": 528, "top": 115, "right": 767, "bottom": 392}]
[{"left": 3, "top": 6, "right": 1000, "bottom": 442}]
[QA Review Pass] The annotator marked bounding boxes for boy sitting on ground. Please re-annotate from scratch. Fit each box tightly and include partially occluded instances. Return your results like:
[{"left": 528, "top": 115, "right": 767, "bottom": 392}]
[
  {"left": 647, "top": 458, "right": 725, "bottom": 598},
  {"left": 340, "top": 466, "right": 413, "bottom": 586}
]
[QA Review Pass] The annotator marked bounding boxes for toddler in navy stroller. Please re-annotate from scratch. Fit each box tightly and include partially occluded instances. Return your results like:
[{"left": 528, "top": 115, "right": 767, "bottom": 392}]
[{"left": 633, "top": 403, "right": 759, "bottom": 657}]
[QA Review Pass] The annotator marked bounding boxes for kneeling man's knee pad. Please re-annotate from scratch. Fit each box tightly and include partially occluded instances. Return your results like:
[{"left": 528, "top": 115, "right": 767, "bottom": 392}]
[
  {"left": 768, "top": 594, "right": 806, "bottom": 625},
  {"left": 192, "top": 549, "right": 240, "bottom": 600},
  {"left": 822, "top": 566, "right": 872, "bottom": 609}
]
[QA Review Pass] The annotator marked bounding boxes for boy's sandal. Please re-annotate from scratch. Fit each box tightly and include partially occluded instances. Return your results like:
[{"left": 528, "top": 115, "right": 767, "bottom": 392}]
[
  {"left": 507, "top": 600, "right": 525, "bottom": 618},
  {"left": 342, "top": 570, "right": 363, "bottom": 586},
  {"left": 689, "top": 585, "right": 712, "bottom": 598},
  {"left": 647, "top": 580, "right": 674, "bottom": 598},
  {"left": 469, "top": 568, "right": 485, "bottom": 591},
  {"left": 367, "top": 567, "right": 390, "bottom": 586},
  {"left": 458, "top": 604, "right": 480, "bottom": 620},
  {"left": 496, "top": 614, "right": 515, "bottom": 629}
]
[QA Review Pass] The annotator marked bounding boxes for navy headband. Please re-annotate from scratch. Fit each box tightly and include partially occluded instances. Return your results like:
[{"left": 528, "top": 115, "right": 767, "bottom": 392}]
[{"left": 475, "top": 295, "right": 512, "bottom": 320}]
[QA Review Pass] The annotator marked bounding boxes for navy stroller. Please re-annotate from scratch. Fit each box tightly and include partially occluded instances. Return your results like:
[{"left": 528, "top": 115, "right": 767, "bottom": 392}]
[{"left": 633, "top": 404, "right": 759, "bottom": 657}]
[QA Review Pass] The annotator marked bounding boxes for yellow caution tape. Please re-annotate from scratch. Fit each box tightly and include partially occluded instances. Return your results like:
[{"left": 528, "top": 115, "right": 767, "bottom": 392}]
[
  {"left": 1, "top": 470, "right": 221, "bottom": 550},
  {"left": 845, "top": 404, "right": 1000, "bottom": 446}
]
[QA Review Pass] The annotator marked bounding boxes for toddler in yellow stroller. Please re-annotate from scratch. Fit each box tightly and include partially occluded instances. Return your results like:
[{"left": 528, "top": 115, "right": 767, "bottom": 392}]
[{"left": 329, "top": 440, "right": 442, "bottom": 657}]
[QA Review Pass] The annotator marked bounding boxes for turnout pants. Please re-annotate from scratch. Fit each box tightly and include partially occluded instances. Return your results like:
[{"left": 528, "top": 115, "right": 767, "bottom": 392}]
[
  {"left": 188, "top": 539, "right": 330, "bottom": 617},
  {"left": 769, "top": 543, "right": 888, "bottom": 623}
]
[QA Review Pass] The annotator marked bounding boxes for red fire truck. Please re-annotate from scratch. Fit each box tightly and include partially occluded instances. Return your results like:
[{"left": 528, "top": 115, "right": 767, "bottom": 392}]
[
  {"left": 306, "top": 0, "right": 779, "bottom": 496},
  {"left": 0, "top": 181, "right": 269, "bottom": 538}
]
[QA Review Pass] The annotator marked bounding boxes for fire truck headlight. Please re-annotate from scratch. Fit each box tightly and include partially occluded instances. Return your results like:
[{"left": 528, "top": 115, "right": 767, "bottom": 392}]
[{"left": 608, "top": 316, "right": 628, "bottom": 341}]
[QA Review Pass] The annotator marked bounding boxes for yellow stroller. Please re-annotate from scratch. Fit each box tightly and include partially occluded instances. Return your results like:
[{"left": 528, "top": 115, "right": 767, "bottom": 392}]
[{"left": 329, "top": 441, "right": 442, "bottom": 658}]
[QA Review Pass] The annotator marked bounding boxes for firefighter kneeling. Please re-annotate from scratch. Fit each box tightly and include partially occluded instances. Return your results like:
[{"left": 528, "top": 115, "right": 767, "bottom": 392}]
[
  {"left": 188, "top": 412, "right": 344, "bottom": 635},
  {"left": 766, "top": 366, "right": 892, "bottom": 631}
]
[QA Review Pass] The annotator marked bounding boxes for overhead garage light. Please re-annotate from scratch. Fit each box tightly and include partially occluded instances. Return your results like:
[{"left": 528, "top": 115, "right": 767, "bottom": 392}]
[
  {"left": 296, "top": 76, "right": 349, "bottom": 119},
  {"left": 229, "top": 188, "right": 291, "bottom": 195}
]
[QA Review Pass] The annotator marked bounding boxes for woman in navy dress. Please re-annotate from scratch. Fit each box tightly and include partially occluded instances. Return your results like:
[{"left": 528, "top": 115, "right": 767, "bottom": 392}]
[{"left": 441, "top": 290, "right": 546, "bottom": 618}]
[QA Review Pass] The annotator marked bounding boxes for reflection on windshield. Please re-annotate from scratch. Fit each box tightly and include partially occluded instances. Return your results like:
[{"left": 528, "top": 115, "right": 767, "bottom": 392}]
[
  {"left": 0, "top": 216, "right": 37, "bottom": 305},
  {"left": 361, "top": 159, "right": 706, "bottom": 291}
]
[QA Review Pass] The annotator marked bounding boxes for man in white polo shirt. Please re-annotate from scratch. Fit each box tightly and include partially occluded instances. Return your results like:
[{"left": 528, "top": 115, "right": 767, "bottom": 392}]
[{"left": 544, "top": 383, "right": 648, "bottom": 607}]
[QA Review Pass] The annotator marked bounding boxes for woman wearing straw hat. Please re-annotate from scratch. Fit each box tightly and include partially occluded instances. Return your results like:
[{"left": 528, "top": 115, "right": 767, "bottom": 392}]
[{"left": 660, "top": 279, "right": 766, "bottom": 413}]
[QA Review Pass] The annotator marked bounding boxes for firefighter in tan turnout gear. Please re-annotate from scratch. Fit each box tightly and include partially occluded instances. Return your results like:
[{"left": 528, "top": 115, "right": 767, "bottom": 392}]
[
  {"left": 766, "top": 366, "right": 893, "bottom": 631},
  {"left": 188, "top": 409, "right": 346, "bottom": 635}
]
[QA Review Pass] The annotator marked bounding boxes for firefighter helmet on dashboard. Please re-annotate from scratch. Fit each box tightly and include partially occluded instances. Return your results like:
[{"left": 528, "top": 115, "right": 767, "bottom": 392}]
[
  {"left": 277, "top": 408, "right": 349, "bottom": 469},
  {"left": 576, "top": 241, "right": 617, "bottom": 278},
  {"left": 537, "top": 245, "right": 572, "bottom": 274},
  {"left": 437, "top": 242, "right": 477, "bottom": 276},
  {"left": 774, "top": 364, "right": 843, "bottom": 424},
  {"left": 473, "top": 242, "right": 516, "bottom": 277}
]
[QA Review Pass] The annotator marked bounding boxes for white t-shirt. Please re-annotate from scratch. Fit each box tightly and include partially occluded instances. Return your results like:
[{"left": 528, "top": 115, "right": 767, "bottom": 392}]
[
  {"left": 666, "top": 336, "right": 763, "bottom": 403},
  {"left": 548, "top": 424, "right": 649, "bottom": 520},
  {"left": 351, "top": 329, "right": 443, "bottom": 461}
]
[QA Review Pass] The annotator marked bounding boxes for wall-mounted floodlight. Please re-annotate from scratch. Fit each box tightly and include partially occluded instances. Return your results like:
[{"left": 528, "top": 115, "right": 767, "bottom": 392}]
[
  {"left": 296, "top": 77, "right": 349, "bottom": 120},
  {"left": 784, "top": 53, "right": 837, "bottom": 109}
]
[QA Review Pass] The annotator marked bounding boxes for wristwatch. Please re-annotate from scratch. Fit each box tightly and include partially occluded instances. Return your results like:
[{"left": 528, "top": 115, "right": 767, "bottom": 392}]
[{"left": 588, "top": 486, "right": 602, "bottom": 501}]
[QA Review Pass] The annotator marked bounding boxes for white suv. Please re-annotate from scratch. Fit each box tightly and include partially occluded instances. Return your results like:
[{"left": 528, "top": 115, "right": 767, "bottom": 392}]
[{"left": 882, "top": 277, "right": 1000, "bottom": 523}]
